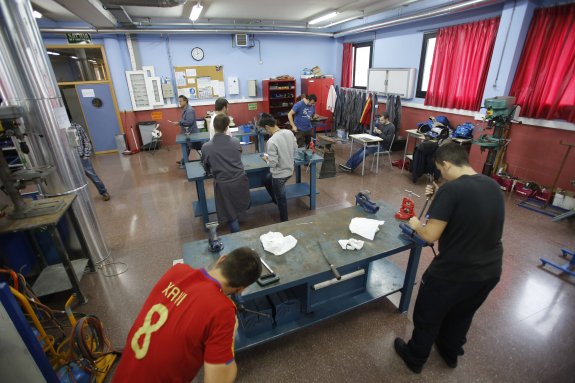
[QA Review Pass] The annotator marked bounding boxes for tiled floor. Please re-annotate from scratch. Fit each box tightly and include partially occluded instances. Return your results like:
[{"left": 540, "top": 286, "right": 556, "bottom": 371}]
[{"left": 77, "top": 141, "right": 574, "bottom": 382}]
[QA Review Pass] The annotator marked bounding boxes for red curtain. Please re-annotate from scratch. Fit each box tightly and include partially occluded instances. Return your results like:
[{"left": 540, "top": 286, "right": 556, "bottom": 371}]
[
  {"left": 425, "top": 17, "right": 500, "bottom": 110},
  {"left": 341, "top": 43, "right": 353, "bottom": 88},
  {"left": 510, "top": 4, "right": 575, "bottom": 123}
]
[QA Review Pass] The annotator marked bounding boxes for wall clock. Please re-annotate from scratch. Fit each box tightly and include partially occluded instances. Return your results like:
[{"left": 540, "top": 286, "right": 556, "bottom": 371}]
[{"left": 191, "top": 47, "right": 204, "bottom": 61}]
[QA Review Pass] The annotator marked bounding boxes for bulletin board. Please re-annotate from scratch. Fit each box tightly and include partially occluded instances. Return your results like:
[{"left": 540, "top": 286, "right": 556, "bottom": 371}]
[{"left": 173, "top": 65, "right": 225, "bottom": 100}]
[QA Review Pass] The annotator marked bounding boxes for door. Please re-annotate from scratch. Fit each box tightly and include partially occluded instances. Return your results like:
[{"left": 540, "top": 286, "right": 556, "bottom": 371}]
[{"left": 75, "top": 84, "right": 121, "bottom": 152}]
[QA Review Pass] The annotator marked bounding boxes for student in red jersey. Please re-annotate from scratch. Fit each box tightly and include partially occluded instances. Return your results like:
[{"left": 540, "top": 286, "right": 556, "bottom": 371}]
[{"left": 112, "top": 247, "right": 262, "bottom": 383}]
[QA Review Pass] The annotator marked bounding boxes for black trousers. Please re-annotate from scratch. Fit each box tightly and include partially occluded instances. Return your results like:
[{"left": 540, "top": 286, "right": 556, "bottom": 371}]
[{"left": 406, "top": 274, "right": 500, "bottom": 366}]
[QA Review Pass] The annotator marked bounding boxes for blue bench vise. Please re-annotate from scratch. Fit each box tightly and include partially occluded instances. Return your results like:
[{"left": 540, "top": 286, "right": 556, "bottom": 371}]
[{"left": 355, "top": 190, "right": 379, "bottom": 214}]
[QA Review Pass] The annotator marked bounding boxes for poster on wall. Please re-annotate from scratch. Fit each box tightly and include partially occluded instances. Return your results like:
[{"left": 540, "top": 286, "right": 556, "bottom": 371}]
[{"left": 173, "top": 65, "right": 225, "bottom": 100}]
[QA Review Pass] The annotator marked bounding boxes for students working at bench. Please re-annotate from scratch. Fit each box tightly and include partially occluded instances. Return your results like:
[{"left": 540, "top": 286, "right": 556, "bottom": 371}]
[
  {"left": 201, "top": 114, "right": 251, "bottom": 232},
  {"left": 394, "top": 143, "right": 504, "bottom": 374},
  {"left": 112, "top": 247, "right": 262, "bottom": 383},
  {"left": 170, "top": 95, "right": 201, "bottom": 168},
  {"left": 208, "top": 97, "right": 230, "bottom": 140},
  {"left": 258, "top": 113, "right": 298, "bottom": 222},
  {"left": 288, "top": 94, "right": 318, "bottom": 148}
]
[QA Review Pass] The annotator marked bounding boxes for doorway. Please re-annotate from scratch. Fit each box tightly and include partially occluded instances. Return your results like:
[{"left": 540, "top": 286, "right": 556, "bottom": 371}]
[{"left": 48, "top": 45, "right": 123, "bottom": 153}]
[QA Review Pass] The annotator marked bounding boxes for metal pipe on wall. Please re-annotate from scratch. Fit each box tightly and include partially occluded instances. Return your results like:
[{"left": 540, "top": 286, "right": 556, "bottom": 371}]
[{"left": 0, "top": 0, "right": 110, "bottom": 264}]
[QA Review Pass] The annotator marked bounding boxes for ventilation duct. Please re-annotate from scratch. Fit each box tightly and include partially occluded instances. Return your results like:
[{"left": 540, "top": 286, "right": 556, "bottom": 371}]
[
  {"left": 103, "top": 0, "right": 186, "bottom": 6},
  {"left": 235, "top": 33, "right": 250, "bottom": 47}
]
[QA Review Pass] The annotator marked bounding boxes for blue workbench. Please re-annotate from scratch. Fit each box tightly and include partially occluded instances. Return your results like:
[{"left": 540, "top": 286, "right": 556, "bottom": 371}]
[
  {"left": 176, "top": 128, "right": 265, "bottom": 164},
  {"left": 182, "top": 201, "right": 421, "bottom": 351},
  {"left": 186, "top": 152, "right": 323, "bottom": 225}
]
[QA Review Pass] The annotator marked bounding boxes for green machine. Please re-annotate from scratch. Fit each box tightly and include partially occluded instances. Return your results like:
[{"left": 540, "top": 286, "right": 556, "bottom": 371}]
[
  {"left": 484, "top": 96, "right": 516, "bottom": 117},
  {"left": 474, "top": 97, "right": 518, "bottom": 175}
]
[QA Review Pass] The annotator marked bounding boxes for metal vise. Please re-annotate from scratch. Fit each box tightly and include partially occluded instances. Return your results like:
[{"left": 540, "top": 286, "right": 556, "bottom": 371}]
[
  {"left": 206, "top": 222, "right": 224, "bottom": 253},
  {"left": 399, "top": 222, "right": 430, "bottom": 247},
  {"left": 355, "top": 190, "right": 379, "bottom": 214}
]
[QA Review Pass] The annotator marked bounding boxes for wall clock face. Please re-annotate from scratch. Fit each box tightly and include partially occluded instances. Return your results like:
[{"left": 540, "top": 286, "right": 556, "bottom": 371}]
[{"left": 191, "top": 47, "right": 204, "bottom": 61}]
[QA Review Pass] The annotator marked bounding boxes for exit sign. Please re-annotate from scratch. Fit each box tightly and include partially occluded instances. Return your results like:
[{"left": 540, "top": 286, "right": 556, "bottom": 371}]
[{"left": 66, "top": 33, "right": 92, "bottom": 44}]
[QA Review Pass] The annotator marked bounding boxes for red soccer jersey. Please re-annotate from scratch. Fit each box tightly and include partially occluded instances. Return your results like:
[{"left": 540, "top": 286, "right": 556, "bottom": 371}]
[{"left": 113, "top": 265, "right": 236, "bottom": 383}]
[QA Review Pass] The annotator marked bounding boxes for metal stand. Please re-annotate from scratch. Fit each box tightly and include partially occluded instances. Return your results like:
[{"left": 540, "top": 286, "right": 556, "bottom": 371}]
[{"left": 540, "top": 249, "right": 575, "bottom": 277}]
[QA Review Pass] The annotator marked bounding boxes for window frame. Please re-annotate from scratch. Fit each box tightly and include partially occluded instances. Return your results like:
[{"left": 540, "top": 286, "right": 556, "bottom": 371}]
[
  {"left": 352, "top": 41, "right": 373, "bottom": 89},
  {"left": 416, "top": 32, "right": 437, "bottom": 99}
]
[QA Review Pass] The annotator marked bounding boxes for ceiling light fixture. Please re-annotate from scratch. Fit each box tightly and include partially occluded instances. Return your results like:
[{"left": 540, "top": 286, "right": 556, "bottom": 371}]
[
  {"left": 33, "top": 10, "right": 42, "bottom": 19},
  {"left": 189, "top": 2, "right": 203, "bottom": 22},
  {"left": 47, "top": 51, "right": 60, "bottom": 56},
  {"left": 70, "top": 55, "right": 78, "bottom": 60},
  {"left": 308, "top": 11, "right": 338, "bottom": 25}
]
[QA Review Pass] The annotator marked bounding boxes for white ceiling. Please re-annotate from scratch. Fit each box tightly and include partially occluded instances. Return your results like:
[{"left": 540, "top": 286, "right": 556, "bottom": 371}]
[{"left": 31, "top": 0, "right": 428, "bottom": 28}]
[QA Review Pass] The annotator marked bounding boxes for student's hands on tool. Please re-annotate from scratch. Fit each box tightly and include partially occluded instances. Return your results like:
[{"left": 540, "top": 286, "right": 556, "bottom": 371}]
[{"left": 425, "top": 181, "right": 439, "bottom": 197}]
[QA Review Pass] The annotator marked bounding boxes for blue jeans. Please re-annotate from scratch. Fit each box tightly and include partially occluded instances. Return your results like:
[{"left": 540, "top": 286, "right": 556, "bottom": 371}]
[
  {"left": 81, "top": 158, "right": 107, "bottom": 195},
  {"left": 345, "top": 146, "right": 379, "bottom": 170},
  {"left": 264, "top": 173, "right": 290, "bottom": 222}
]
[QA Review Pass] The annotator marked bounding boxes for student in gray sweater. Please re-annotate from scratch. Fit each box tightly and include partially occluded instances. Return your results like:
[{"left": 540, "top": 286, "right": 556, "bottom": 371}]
[{"left": 258, "top": 113, "right": 298, "bottom": 222}]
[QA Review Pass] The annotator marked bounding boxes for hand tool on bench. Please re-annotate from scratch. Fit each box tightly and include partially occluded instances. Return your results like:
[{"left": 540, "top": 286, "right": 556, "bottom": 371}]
[
  {"left": 257, "top": 257, "right": 280, "bottom": 286},
  {"left": 318, "top": 241, "right": 341, "bottom": 280}
]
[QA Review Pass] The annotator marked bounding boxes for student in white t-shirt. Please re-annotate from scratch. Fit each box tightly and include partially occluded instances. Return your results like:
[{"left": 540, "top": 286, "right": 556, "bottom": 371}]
[{"left": 208, "top": 98, "right": 230, "bottom": 139}]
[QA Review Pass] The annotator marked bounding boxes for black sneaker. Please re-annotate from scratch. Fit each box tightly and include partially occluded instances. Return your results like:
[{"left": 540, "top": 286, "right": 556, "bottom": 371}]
[
  {"left": 339, "top": 164, "right": 352, "bottom": 172},
  {"left": 435, "top": 342, "right": 458, "bottom": 368},
  {"left": 394, "top": 338, "right": 423, "bottom": 374}
]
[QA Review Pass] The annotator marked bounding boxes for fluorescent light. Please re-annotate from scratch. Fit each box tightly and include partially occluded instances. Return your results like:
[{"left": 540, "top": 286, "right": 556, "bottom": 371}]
[
  {"left": 309, "top": 11, "right": 338, "bottom": 25},
  {"left": 189, "top": 3, "right": 203, "bottom": 22},
  {"left": 70, "top": 56, "right": 78, "bottom": 60},
  {"left": 33, "top": 10, "right": 42, "bottom": 19},
  {"left": 88, "top": 60, "right": 97, "bottom": 64},
  {"left": 47, "top": 51, "right": 60, "bottom": 56}
]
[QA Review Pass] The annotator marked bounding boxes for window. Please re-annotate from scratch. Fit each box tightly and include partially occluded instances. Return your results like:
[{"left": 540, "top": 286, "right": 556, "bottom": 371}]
[
  {"left": 352, "top": 42, "right": 373, "bottom": 88},
  {"left": 416, "top": 32, "right": 437, "bottom": 98}
]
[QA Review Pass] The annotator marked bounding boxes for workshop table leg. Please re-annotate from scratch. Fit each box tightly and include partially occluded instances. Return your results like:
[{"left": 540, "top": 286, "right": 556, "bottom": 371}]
[
  {"left": 361, "top": 143, "right": 366, "bottom": 176},
  {"left": 310, "top": 163, "right": 317, "bottom": 210},
  {"left": 27, "top": 230, "right": 47, "bottom": 270},
  {"left": 258, "top": 133, "right": 265, "bottom": 154},
  {"left": 398, "top": 245, "right": 422, "bottom": 313},
  {"left": 180, "top": 143, "right": 189, "bottom": 163},
  {"left": 195, "top": 179, "right": 209, "bottom": 226},
  {"left": 67, "top": 209, "right": 96, "bottom": 272},
  {"left": 295, "top": 165, "right": 301, "bottom": 184},
  {"left": 49, "top": 226, "right": 87, "bottom": 305}
]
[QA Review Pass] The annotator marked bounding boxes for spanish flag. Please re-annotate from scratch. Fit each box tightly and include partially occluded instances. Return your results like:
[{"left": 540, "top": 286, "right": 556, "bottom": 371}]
[{"left": 360, "top": 94, "right": 372, "bottom": 125}]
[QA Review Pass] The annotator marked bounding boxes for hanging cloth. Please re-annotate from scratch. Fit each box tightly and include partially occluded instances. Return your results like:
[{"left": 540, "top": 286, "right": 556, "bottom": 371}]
[{"left": 360, "top": 94, "right": 373, "bottom": 125}]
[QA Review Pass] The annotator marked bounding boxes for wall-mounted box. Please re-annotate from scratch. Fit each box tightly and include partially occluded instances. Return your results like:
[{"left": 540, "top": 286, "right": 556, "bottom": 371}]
[{"left": 368, "top": 68, "right": 417, "bottom": 98}]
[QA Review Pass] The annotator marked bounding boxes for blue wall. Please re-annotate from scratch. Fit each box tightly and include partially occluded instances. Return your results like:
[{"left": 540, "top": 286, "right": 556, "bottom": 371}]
[
  {"left": 135, "top": 34, "right": 337, "bottom": 103},
  {"left": 41, "top": 0, "right": 552, "bottom": 114},
  {"left": 44, "top": 34, "right": 337, "bottom": 110}
]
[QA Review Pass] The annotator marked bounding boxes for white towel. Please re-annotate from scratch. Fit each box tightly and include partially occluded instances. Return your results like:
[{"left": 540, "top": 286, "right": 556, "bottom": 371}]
[
  {"left": 349, "top": 217, "right": 385, "bottom": 240},
  {"left": 260, "top": 231, "right": 298, "bottom": 256},
  {"left": 338, "top": 238, "right": 365, "bottom": 250}
]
